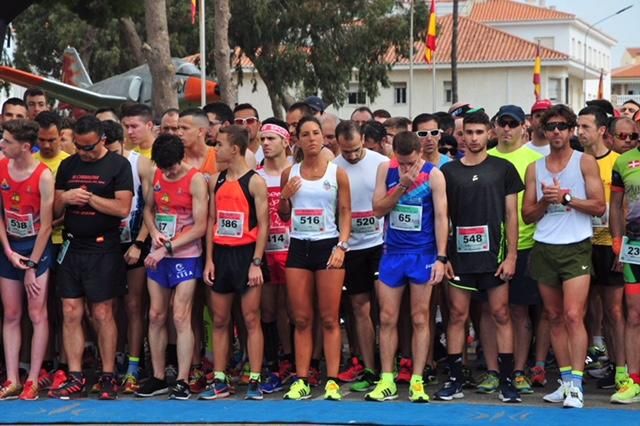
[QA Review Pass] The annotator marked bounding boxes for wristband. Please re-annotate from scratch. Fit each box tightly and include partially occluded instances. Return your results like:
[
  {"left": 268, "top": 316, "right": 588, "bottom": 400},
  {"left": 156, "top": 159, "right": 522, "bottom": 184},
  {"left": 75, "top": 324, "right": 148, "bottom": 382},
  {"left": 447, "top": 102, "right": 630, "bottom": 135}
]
[
  {"left": 398, "top": 184, "right": 409, "bottom": 192},
  {"left": 612, "top": 237, "right": 622, "bottom": 256},
  {"left": 133, "top": 240, "right": 145, "bottom": 250},
  {"left": 163, "top": 240, "right": 174, "bottom": 256}
]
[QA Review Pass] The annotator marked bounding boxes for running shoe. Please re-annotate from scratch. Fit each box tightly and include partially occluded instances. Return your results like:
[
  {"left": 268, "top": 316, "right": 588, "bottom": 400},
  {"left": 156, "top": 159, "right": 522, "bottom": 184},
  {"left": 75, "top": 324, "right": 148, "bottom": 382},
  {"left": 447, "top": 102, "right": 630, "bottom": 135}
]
[
  {"left": 48, "top": 375, "right": 86, "bottom": 400},
  {"left": 499, "top": 379, "right": 522, "bottom": 403},
  {"left": 324, "top": 379, "right": 342, "bottom": 401},
  {"left": 98, "top": 375, "right": 118, "bottom": 400},
  {"left": 165, "top": 364, "right": 178, "bottom": 383},
  {"left": 199, "top": 378, "right": 231, "bottom": 400},
  {"left": 135, "top": 377, "right": 169, "bottom": 397},
  {"left": 278, "top": 359, "right": 295, "bottom": 384},
  {"left": 121, "top": 373, "right": 139, "bottom": 394},
  {"left": 529, "top": 366, "right": 547, "bottom": 387},
  {"left": 409, "top": 378, "right": 429, "bottom": 403},
  {"left": 616, "top": 371, "right": 631, "bottom": 390},
  {"left": 610, "top": 379, "right": 640, "bottom": 404},
  {"left": 50, "top": 370, "right": 67, "bottom": 391},
  {"left": 434, "top": 378, "right": 464, "bottom": 401},
  {"left": 351, "top": 368, "right": 377, "bottom": 392},
  {"left": 462, "top": 366, "right": 476, "bottom": 388},
  {"left": 563, "top": 383, "right": 584, "bottom": 408},
  {"left": 283, "top": 378, "right": 312, "bottom": 400},
  {"left": 169, "top": 379, "right": 191, "bottom": 400},
  {"left": 585, "top": 346, "right": 609, "bottom": 378},
  {"left": 396, "top": 357, "right": 412, "bottom": 383},
  {"left": 476, "top": 370, "right": 499, "bottom": 394},
  {"left": 364, "top": 378, "right": 398, "bottom": 402},
  {"left": 423, "top": 365, "right": 439, "bottom": 386},
  {"left": 19, "top": 380, "right": 39, "bottom": 401},
  {"left": 245, "top": 379, "right": 263, "bottom": 400},
  {"left": 0, "top": 380, "right": 22, "bottom": 400},
  {"left": 338, "top": 357, "right": 364, "bottom": 383},
  {"left": 513, "top": 371, "right": 533, "bottom": 394},
  {"left": 543, "top": 380, "right": 567, "bottom": 403},
  {"left": 37, "top": 369, "right": 53, "bottom": 390},
  {"left": 308, "top": 366, "right": 321, "bottom": 387},
  {"left": 188, "top": 367, "right": 207, "bottom": 393},
  {"left": 260, "top": 373, "right": 284, "bottom": 394}
]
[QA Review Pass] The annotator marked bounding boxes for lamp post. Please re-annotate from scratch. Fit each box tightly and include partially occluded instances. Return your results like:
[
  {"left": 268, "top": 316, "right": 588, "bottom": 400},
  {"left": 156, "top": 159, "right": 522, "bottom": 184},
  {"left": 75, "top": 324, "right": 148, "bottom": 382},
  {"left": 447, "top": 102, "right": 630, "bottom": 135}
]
[{"left": 582, "top": 5, "right": 633, "bottom": 100}]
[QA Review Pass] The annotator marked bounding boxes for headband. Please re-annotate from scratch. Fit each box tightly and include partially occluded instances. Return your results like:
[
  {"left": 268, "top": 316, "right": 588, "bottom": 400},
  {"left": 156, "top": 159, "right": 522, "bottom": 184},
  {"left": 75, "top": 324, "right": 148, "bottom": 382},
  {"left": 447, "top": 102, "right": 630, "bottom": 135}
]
[{"left": 261, "top": 123, "right": 290, "bottom": 141}]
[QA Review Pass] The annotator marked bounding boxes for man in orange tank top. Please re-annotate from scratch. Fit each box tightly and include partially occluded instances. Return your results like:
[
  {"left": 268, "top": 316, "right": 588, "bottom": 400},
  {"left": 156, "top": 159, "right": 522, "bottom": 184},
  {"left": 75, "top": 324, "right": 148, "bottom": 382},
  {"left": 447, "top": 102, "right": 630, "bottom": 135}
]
[
  {"left": 201, "top": 125, "right": 269, "bottom": 401},
  {"left": 0, "top": 119, "right": 54, "bottom": 400},
  {"left": 137, "top": 134, "right": 208, "bottom": 401}
]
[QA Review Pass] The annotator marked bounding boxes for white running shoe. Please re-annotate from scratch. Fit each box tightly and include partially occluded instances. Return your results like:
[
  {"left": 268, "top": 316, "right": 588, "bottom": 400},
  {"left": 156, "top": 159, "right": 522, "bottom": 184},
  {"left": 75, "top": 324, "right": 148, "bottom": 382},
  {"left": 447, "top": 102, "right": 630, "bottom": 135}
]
[
  {"left": 563, "top": 383, "right": 584, "bottom": 408},
  {"left": 543, "top": 380, "right": 567, "bottom": 403}
]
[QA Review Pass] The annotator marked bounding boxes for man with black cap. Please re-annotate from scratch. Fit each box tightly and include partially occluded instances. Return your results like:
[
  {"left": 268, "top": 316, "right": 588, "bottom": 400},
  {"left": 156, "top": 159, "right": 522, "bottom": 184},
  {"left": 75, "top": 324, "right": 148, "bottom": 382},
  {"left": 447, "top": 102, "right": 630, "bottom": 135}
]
[
  {"left": 304, "top": 96, "right": 326, "bottom": 117},
  {"left": 525, "top": 99, "right": 552, "bottom": 156}
]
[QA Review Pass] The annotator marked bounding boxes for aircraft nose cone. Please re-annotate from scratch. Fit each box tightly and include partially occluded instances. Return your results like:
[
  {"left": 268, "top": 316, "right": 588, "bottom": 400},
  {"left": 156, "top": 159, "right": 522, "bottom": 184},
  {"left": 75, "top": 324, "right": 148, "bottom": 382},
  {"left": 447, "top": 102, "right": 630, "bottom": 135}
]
[{"left": 184, "top": 77, "right": 219, "bottom": 104}]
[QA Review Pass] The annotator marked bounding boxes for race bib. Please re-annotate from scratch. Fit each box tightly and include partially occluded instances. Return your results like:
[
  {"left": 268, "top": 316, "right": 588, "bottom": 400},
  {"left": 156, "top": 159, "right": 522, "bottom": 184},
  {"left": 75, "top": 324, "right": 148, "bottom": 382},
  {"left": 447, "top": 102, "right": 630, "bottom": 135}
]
[
  {"left": 620, "top": 236, "right": 640, "bottom": 265},
  {"left": 267, "top": 226, "right": 290, "bottom": 252},
  {"left": 456, "top": 225, "right": 490, "bottom": 253},
  {"left": 389, "top": 204, "right": 422, "bottom": 232},
  {"left": 5, "top": 210, "right": 36, "bottom": 238},
  {"left": 119, "top": 220, "right": 132, "bottom": 243},
  {"left": 592, "top": 203, "right": 609, "bottom": 228},
  {"left": 155, "top": 213, "right": 177, "bottom": 239},
  {"left": 546, "top": 203, "right": 571, "bottom": 215},
  {"left": 352, "top": 211, "right": 379, "bottom": 234},
  {"left": 292, "top": 209, "right": 325, "bottom": 233},
  {"left": 216, "top": 210, "right": 245, "bottom": 238}
]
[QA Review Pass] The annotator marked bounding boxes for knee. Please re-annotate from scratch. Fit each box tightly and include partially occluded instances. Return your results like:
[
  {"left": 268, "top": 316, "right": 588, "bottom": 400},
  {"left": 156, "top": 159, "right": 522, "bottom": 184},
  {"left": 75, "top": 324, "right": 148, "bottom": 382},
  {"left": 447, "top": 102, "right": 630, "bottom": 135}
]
[
  {"left": 92, "top": 304, "right": 114, "bottom": 323},
  {"left": 213, "top": 314, "right": 230, "bottom": 331},
  {"left": 351, "top": 298, "right": 370, "bottom": 319},
  {"left": 491, "top": 304, "right": 511, "bottom": 326},
  {"left": 173, "top": 309, "right": 191, "bottom": 331},
  {"left": 125, "top": 296, "right": 143, "bottom": 317},
  {"left": 261, "top": 307, "right": 276, "bottom": 324},
  {"left": 411, "top": 311, "right": 429, "bottom": 331},
  {"left": 563, "top": 307, "right": 584, "bottom": 326},
  {"left": 605, "top": 304, "right": 624, "bottom": 324},
  {"left": 28, "top": 307, "right": 48, "bottom": 325},
  {"left": 544, "top": 308, "right": 564, "bottom": 325},
  {"left": 320, "top": 314, "right": 339, "bottom": 332},
  {"left": 148, "top": 308, "right": 167, "bottom": 327},
  {"left": 243, "top": 310, "right": 261, "bottom": 331},
  {"left": 292, "top": 314, "right": 312, "bottom": 331},
  {"left": 62, "top": 303, "right": 83, "bottom": 323},
  {"left": 3, "top": 306, "right": 22, "bottom": 324},
  {"left": 627, "top": 306, "right": 640, "bottom": 326},
  {"left": 378, "top": 309, "right": 397, "bottom": 329},
  {"left": 448, "top": 306, "right": 468, "bottom": 326}
]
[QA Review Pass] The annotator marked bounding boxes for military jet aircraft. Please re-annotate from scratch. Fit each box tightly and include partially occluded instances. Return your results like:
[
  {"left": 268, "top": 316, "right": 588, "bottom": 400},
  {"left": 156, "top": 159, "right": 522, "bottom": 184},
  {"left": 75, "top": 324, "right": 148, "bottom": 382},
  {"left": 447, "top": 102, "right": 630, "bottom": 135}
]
[{"left": 0, "top": 47, "right": 219, "bottom": 111}]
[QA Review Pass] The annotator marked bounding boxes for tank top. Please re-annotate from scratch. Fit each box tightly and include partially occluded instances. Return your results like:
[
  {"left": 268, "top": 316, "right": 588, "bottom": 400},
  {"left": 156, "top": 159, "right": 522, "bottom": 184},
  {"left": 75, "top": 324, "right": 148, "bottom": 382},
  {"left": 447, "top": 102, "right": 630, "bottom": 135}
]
[
  {"left": 534, "top": 151, "right": 593, "bottom": 244},
  {"left": 384, "top": 159, "right": 436, "bottom": 254},
  {"left": 120, "top": 151, "right": 144, "bottom": 244},
  {"left": 152, "top": 167, "right": 202, "bottom": 257},
  {"left": 257, "top": 167, "right": 291, "bottom": 252},
  {"left": 592, "top": 150, "right": 618, "bottom": 246},
  {"left": 289, "top": 161, "right": 339, "bottom": 241},
  {"left": 200, "top": 147, "right": 218, "bottom": 181},
  {"left": 0, "top": 159, "right": 48, "bottom": 239},
  {"left": 213, "top": 170, "right": 258, "bottom": 246}
]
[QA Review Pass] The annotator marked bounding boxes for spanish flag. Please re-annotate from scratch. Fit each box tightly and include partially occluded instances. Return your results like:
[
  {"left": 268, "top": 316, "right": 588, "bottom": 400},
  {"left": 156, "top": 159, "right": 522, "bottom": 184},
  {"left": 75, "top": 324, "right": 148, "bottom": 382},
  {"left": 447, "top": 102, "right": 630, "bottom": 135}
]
[
  {"left": 597, "top": 68, "right": 604, "bottom": 99},
  {"left": 533, "top": 42, "right": 541, "bottom": 101},
  {"left": 191, "top": 0, "right": 197, "bottom": 25},
  {"left": 425, "top": 0, "right": 437, "bottom": 64}
]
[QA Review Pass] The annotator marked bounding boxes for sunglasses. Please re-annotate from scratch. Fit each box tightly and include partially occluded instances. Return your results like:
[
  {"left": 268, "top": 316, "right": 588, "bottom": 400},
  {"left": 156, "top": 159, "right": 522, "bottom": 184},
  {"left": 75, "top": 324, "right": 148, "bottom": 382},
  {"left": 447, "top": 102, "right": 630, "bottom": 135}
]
[
  {"left": 620, "top": 107, "right": 639, "bottom": 113},
  {"left": 615, "top": 132, "right": 640, "bottom": 141},
  {"left": 233, "top": 117, "right": 258, "bottom": 126},
  {"left": 74, "top": 137, "right": 103, "bottom": 152},
  {"left": 439, "top": 146, "right": 457, "bottom": 156},
  {"left": 416, "top": 129, "right": 441, "bottom": 138},
  {"left": 497, "top": 118, "right": 521, "bottom": 129},
  {"left": 543, "top": 122, "right": 571, "bottom": 132}
]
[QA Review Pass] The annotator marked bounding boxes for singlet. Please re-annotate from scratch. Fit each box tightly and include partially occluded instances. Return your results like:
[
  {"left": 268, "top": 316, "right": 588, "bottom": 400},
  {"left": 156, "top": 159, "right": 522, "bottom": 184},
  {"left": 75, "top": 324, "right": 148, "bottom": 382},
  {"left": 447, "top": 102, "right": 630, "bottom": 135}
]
[
  {"left": 383, "top": 159, "right": 436, "bottom": 254},
  {"left": 120, "top": 151, "right": 144, "bottom": 244},
  {"left": 0, "top": 159, "right": 48, "bottom": 239},
  {"left": 488, "top": 145, "right": 544, "bottom": 250},
  {"left": 525, "top": 141, "right": 551, "bottom": 156},
  {"left": 592, "top": 150, "right": 619, "bottom": 246},
  {"left": 200, "top": 147, "right": 217, "bottom": 181},
  {"left": 257, "top": 167, "right": 291, "bottom": 253},
  {"left": 34, "top": 150, "right": 69, "bottom": 244},
  {"left": 612, "top": 148, "right": 640, "bottom": 227},
  {"left": 334, "top": 149, "right": 387, "bottom": 251},
  {"left": 213, "top": 170, "right": 258, "bottom": 247},
  {"left": 288, "top": 161, "right": 339, "bottom": 241},
  {"left": 152, "top": 167, "right": 202, "bottom": 257},
  {"left": 437, "top": 153, "right": 451, "bottom": 168},
  {"left": 134, "top": 145, "right": 152, "bottom": 160},
  {"left": 534, "top": 151, "right": 593, "bottom": 244}
]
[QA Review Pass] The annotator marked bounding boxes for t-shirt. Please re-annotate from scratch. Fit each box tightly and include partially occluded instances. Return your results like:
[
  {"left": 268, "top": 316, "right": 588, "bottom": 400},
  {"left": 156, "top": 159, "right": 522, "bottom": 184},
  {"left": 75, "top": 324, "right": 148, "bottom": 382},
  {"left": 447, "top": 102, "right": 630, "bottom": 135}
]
[
  {"left": 612, "top": 148, "right": 640, "bottom": 227},
  {"left": 593, "top": 150, "right": 619, "bottom": 246},
  {"left": 437, "top": 154, "right": 451, "bottom": 168},
  {"left": 525, "top": 141, "right": 550, "bottom": 156},
  {"left": 488, "top": 145, "right": 543, "bottom": 250},
  {"left": 134, "top": 145, "right": 152, "bottom": 159},
  {"left": 441, "top": 156, "right": 524, "bottom": 274},
  {"left": 55, "top": 151, "right": 133, "bottom": 252},
  {"left": 34, "top": 150, "right": 69, "bottom": 244}
]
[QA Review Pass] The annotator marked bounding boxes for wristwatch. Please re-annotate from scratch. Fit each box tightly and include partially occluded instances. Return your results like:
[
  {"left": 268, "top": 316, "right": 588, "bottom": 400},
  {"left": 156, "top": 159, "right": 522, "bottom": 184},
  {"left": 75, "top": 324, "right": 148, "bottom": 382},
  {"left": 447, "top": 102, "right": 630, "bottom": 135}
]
[
  {"left": 163, "top": 240, "right": 174, "bottom": 256},
  {"left": 252, "top": 257, "right": 263, "bottom": 267},
  {"left": 132, "top": 240, "right": 145, "bottom": 250},
  {"left": 436, "top": 255, "right": 448, "bottom": 264},
  {"left": 561, "top": 193, "right": 572, "bottom": 206},
  {"left": 25, "top": 259, "right": 38, "bottom": 269},
  {"left": 336, "top": 241, "right": 350, "bottom": 252}
]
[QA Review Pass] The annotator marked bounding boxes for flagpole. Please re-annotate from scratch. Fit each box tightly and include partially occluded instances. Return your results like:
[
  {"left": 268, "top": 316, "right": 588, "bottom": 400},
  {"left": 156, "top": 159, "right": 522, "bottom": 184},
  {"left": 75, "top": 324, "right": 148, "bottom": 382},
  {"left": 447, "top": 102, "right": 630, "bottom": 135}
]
[
  {"left": 432, "top": 56, "right": 436, "bottom": 112},
  {"left": 409, "top": 0, "right": 414, "bottom": 119},
  {"left": 199, "top": 0, "right": 206, "bottom": 107}
]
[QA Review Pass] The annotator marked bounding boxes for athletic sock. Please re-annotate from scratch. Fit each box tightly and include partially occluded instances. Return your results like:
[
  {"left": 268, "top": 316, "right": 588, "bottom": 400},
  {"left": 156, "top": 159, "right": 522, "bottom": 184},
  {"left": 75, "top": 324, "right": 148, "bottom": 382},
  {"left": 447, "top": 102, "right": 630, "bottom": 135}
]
[
  {"left": 249, "top": 372, "right": 261, "bottom": 382},
  {"left": 498, "top": 353, "right": 514, "bottom": 384},
  {"left": 535, "top": 361, "right": 545, "bottom": 369},
  {"left": 559, "top": 366, "right": 572, "bottom": 383},
  {"left": 447, "top": 354, "right": 463, "bottom": 382},
  {"left": 410, "top": 374, "right": 422, "bottom": 385},
  {"left": 380, "top": 372, "right": 394, "bottom": 383},
  {"left": 214, "top": 371, "right": 226, "bottom": 382},
  {"left": 310, "top": 358, "right": 320, "bottom": 370},
  {"left": 126, "top": 356, "right": 140, "bottom": 378},
  {"left": 630, "top": 373, "right": 640, "bottom": 385},
  {"left": 166, "top": 344, "right": 178, "bottom": 367},
  {"left": 571, "top": 370, "right": 583, "bottom": 391},
  {"left": 592, "top": 336, "right": 605, "bottom": 348},
  {"left": 262, "top": 321, "right": 279, "bottom": 368}
]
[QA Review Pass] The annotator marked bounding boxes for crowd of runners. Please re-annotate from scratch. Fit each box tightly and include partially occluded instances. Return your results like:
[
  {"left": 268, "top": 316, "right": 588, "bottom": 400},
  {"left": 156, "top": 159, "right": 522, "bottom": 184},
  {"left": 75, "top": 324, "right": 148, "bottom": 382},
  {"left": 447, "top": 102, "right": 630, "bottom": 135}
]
[{"left": 1, "top": 88, "right": 640, "bottom": 409}]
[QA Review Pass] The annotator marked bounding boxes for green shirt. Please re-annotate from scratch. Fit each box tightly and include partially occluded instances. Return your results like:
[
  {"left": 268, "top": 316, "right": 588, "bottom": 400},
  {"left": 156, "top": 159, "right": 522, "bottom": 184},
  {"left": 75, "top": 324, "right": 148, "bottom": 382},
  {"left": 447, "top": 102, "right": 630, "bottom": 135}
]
[
  {"left": 612, "top": 148, "right": 640, "bottom": 226},
  {"left": 489, "top": 145, "right": 544, "bottom": 250}
]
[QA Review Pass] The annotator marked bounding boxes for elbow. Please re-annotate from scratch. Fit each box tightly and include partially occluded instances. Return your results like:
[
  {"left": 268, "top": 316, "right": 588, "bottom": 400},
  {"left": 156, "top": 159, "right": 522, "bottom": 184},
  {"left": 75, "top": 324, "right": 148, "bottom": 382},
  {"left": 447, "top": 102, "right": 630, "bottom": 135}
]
[
  {"left": 521, "top": 210, "right": 534, "bottom": 225},
  {"left": 39, "top": 224, "right": 52, "bottom": 238},
  {"left": 118, "top": 207, "right": 131, "bottom": 219},
  {"left": 595, "top": 201, "right": 606, "bottom": 217}
]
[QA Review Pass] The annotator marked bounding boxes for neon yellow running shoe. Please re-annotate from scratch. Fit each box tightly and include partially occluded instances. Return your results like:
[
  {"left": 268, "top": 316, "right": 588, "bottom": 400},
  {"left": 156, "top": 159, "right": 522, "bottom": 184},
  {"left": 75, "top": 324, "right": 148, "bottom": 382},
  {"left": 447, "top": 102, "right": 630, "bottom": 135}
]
[
  {"left": 409, "top": 378, "right": 430, "bottom": 403},
  {"left": 365, "top": 378, "right": 398, "bottom": 402},
  {"left": 610, "top": 379, "right": 640, "bottom": 404},
  {"left": 324, "top": 379, "right": 342, "bottom": 401},
  {"left": 283, "top": 378, "right": 312, "bottom": 400}
]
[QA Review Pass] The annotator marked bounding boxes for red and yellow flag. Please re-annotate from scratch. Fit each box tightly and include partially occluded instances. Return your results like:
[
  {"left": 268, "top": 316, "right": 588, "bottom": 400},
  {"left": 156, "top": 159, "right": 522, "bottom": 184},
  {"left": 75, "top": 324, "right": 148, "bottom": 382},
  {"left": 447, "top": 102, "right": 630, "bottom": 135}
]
[
  {"left": 597, "top": 68, "right": 604, "bottom": 99},
  {"left": 533, "top": 43, "right": 541, "bottom": 101},
  {"left": 191, "top": 0, "right": 197, "bottom": 25},
  {"left": 425, "top": 0, "right": 437, "bottom": 64}
]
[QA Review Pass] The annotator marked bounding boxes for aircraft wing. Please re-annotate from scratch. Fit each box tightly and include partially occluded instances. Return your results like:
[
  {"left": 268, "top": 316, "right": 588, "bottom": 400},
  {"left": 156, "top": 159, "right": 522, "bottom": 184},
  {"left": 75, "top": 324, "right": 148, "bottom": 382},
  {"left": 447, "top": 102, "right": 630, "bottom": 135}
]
[{"left": 0, "top": 66, "right": 128, "bottom": 111}]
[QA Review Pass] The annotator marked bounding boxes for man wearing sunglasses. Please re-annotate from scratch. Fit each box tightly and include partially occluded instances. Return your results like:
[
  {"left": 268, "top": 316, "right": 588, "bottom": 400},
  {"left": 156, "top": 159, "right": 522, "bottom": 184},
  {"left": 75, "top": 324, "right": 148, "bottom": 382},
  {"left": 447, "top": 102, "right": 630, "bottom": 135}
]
[
  {"left": 233, "top": 103, "right": 263, "bottom": 166},
  {"left": 525, "top": 99, "right": 552, "bottom": 156},
  {"left": 523, "top": 105, "right": 605, "bottom": 409},
  {"left": 51, "top": 115, "right": 134, "bottom": 400},
  {"left": 412, "top": 113, "right": 450, "bottom": 168},
  {"left": 609, "top": 117, "right": 640, "bottom": 154},
  {"left": 619, "top": 100, "right": 640, "bottom": 119}
]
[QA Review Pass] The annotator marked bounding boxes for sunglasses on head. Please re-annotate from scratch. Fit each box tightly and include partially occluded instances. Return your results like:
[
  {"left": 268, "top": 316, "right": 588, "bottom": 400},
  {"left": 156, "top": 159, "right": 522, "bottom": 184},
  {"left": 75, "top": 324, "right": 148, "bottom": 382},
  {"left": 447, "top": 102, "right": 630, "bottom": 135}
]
[
  {"left": 74, "top": 136, "right": 103, "bottom": 151},
  {"left": 615, "top": 132, "right": 640, "bottom": 141},
  {"left": 497, "top": 118, "right": 521, "bottom": 129},
  {"left": 438, "top": 146, "right": 457, "bottom": 156},
  {"left": 233, "top": 117, "right": 258, "bottom": 126},
  {"left": 416, "top": 129, "right": 441, "bottom": 138},
  {"left": 543, "top": 122, "right": 571, "bottom": 132}
]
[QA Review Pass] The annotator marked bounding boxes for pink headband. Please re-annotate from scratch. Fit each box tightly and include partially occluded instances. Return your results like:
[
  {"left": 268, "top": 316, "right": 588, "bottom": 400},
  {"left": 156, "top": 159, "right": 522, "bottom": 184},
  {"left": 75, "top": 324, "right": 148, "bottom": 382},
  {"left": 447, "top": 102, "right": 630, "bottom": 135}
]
[{"left": 261, "top": 123, "right": 290, "bottom": 141}]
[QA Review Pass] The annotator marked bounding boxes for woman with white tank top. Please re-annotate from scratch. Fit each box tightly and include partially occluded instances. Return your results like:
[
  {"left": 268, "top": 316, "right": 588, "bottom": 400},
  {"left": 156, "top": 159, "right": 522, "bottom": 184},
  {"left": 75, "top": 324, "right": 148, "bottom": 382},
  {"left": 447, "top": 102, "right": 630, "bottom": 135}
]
[{"left": 278, "top": 116, "right": 351, "bottom": 401}]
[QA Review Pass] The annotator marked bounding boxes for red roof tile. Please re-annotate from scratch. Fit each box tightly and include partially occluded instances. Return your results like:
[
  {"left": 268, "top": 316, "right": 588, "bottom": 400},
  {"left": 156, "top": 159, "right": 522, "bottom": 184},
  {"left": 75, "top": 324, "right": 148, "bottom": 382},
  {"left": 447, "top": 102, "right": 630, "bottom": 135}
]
[
  {"left": 612, "top": 64, "right": 640, "bottom": 79},
  {"left": 469, "top": 0, "right": 574, "bottom": 22},
  {"left": 626, "top": 48, "right": 640, "bottom": 57}
]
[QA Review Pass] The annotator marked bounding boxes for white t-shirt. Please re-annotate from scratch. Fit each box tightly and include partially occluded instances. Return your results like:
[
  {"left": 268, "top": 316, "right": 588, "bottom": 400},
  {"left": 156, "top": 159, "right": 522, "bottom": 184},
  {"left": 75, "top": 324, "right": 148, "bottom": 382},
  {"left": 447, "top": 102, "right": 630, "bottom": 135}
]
[
  {"left": 525, "top": 141, "right": 550, "bottom": 156},
  {"left": 334, "top": 149, "right": 388, "bottom": 251}
]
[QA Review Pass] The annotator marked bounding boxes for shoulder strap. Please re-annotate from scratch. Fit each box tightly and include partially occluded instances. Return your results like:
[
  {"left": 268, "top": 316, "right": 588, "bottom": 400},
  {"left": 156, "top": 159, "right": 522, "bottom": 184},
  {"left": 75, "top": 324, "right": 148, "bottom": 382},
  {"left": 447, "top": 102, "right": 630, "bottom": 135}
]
[
  {"left": 239, "top": 170, "right": 258, "bottom": 230},
  {"left": 213, "top": 170, "right": 228, "bottom": 194}
]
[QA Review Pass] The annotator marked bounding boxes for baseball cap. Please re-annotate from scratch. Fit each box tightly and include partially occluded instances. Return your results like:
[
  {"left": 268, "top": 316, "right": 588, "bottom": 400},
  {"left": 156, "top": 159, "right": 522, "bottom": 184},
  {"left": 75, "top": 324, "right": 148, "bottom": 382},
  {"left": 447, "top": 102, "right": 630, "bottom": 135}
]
[
  {"left": 448, "top": 102, "right": 471, "bottom": 118},
  {"left": 531, "top": 99, "right": 552, "bottom": 113},
  {"left": 586, "top": 99, "right": 614, "bottom": 117},
  {"left": 495, "top": 105, "right": 526, "bottom": 123},
  {"left": 304, "top": 96, "right": 326, "bottom": 113}
]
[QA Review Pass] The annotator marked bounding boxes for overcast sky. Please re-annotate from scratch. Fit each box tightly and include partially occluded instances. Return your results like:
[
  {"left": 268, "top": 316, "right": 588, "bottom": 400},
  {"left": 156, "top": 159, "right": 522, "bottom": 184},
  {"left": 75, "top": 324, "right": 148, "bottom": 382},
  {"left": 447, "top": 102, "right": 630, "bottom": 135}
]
[{"left": 547, "top": 0, "right": 639, "bottom": 67}]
